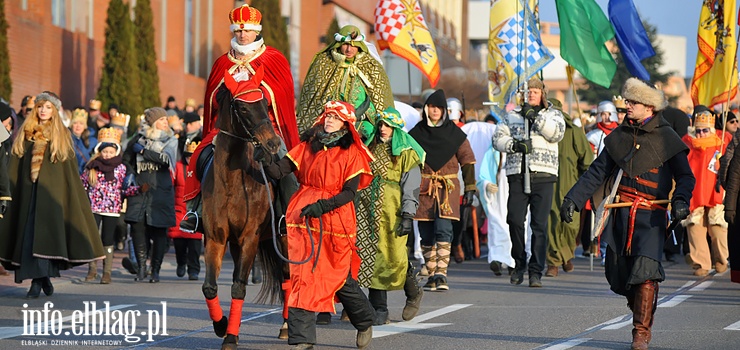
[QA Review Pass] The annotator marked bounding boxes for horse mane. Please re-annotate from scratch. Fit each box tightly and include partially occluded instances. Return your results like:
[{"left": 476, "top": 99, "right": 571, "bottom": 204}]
[{"left": 214, "top": 86, "right": 233, "bottom": 131}]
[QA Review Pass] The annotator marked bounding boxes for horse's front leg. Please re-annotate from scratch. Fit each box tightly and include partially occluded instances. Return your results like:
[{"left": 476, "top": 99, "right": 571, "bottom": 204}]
[
  {"left": 203, "top": 232, "right": 228, "bottom": 338},
  {"left": 221, "top": 231, "right": 259, "bottom": 348}
]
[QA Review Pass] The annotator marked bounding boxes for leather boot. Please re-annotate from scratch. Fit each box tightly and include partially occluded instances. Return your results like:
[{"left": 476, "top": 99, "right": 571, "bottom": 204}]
[
  {"left": 631, "top": 281, "right": 659, "bottom": 350},
  {"left": 85, "top": 261, "right": 98, "bottom": 282},
  {"left": 26, "top": 278, "right": 43, "bottom": 299},
  {"left": 101, "top": 246, "right": 114, "bottom": 284},
  {"left": 135, "top": 243, "right": 148, "bottom": 282},
  {"left": 402, "top": 261, "right": 423, "bottom": 321}
]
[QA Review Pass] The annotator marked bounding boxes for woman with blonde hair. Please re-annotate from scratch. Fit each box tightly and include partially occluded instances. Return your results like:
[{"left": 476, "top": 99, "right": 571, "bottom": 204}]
[{"left": 0, "top": 91, "right": 104, "bottom": 298}]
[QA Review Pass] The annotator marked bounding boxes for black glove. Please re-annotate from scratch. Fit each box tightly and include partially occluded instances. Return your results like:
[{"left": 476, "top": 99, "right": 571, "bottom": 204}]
[
  {"left": 462, "top": 190, "right": 476, "bottom": 207},
  {"left": 0, "top": 199, "right": 8, "bottom": 215},
  {"left": 300, "top": 200, "right": 326, "bottom": 218},
  {"left": 671, "top": 199, "right": 690, "bottom": 222},
  {"left": 560, "top": 198, "right": 576, "bottom": 223},
  {"left": 253, "top": 146, "right": 273, "bottom": 168},
  {"left": 397, "top": 214, "right": 414, "bottom": 237},
  {"left": 512, "top": 139, "right": 532, "bottom": 154},
  {"left": 520, "top": 103, "right": 536, "bottom": 122},
  {"left": 725, "top": 210, "right": 736, "bottom": 225}
]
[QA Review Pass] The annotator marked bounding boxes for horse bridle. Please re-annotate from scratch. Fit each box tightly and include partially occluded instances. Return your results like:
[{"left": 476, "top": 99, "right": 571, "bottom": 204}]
[{"left": 219, "top": 95, "right": 271, "bottom": 147}]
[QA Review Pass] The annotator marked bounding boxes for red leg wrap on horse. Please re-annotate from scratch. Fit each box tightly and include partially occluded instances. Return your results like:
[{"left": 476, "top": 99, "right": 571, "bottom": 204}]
[
  {"left": 282, "top": 279, "right": 292, "bottom": 319},
  {"left": 205, "top": 297, "right": 223, "bottom": 322},
  {"left": 227, "top": 299, "right": 244, "bottom": 336}
]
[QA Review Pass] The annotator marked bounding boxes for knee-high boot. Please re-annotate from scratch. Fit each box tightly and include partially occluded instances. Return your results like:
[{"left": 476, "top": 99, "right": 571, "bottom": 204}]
[
  {"left": 134, "top": 240, "right": 148, "bottom": 282},
  {"left": 631, "top": 281, "right": 659, "bottom": 350},
  {"left": 85, "top": 261, "right": 98, "bottom": 282},
  {"left": 101, "top": 246, "right": 114, "bottom": 284}
]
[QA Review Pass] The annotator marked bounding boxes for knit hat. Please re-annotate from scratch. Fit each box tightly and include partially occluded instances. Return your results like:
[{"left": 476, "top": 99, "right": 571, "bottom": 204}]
[
  {"left": 144, "top": 107, "right": 168, "bottom": 126},
  {"left": 229, "top": 4, "right": 262, "bottom": 32},
  {"left": 621, "top": 78, "right": 667, "bottom": 111},
  {"left": 71, "top": 108, "right": 88, "bottom": 125},
  {"left": 0, "top": 102, "right": 11, "bottom": 122},
  {"left": 183, "top": 111, "right": 200, "bottom": 124}
]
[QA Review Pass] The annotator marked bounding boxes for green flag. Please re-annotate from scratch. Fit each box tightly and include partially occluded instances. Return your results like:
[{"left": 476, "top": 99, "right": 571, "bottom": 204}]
[{"left": 556, "top": 0, "right": 616, "bottom": 88}]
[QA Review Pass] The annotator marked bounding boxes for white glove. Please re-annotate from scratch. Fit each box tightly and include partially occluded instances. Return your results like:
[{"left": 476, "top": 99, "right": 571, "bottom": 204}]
[{"left": 486, "top": 183, "right": 499, "bottom": 195}]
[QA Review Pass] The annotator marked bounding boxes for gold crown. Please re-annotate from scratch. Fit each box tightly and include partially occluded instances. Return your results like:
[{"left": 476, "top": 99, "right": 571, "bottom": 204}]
[
  {"left": 612, "top": 95, "right": 627, "bottom": 110},
  {"left": 97, "top": 127, "right": 123, "bottom": 144},
  {"left": 185, "top": 141, "right": 200, "bottom": 154},
  {"left": 111, "top": 113, "right": 130, "bottom": 128},
  {"left": 185, "top": 98, "right": 197, "bottom": 108},
  {"left": 71, "top": 108, "right": 88, "bottom": 125},
  {"left": 694, "top": 111, "right": 715, "bottom": 128},
  {"left": 89, "top": 99, "right": 102, "bottom": 110}
]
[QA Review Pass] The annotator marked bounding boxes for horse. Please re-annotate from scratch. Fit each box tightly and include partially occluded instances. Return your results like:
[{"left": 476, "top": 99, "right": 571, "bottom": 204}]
[{"left": 200, "top": 66, "right": 287, "bottom": 350}]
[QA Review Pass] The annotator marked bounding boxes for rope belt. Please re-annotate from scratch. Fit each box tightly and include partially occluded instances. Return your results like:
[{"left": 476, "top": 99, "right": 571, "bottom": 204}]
[
  {"left": 618, "top": 190, "right": 667, "bottom": 255},
  {"left": 422, "top": 173, "right": 457, "bottom": 215}
]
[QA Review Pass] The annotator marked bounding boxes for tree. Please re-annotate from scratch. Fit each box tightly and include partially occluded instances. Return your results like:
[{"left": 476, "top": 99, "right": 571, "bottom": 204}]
[
  {"left": 0, "top": 0, "right": 11, "bottom": 100},
  {"left": 98, "top": 0, "right": 141, "bottom": 124},
  {"left": 250, "top": 0, "right": 290, "bottom": 62},
  {"left": 325, "top": 17, "right": 340, "bottom": 45},
  {"left": 577, "top": 20, "right": 672, "bottom": 105},
  {"left": 134, "top": 0, "right": 160, "bottom": 110}
]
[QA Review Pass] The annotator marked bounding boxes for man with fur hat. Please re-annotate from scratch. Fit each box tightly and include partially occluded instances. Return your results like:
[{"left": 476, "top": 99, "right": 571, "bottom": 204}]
[
  {"left": 492, "top": 77, "right": 566, "bottom": 288},
  {"left": 181, "top": 3, "right": 299, "bottom": 233},
  {"left": 409, "top": 89, "right": 477, "bottom": 292},
  {"left": 561, "top": 78, "right": 695, "bottom": 350},
  {"left": 296, "top": 24, "right": 394, "bottom": 134}
]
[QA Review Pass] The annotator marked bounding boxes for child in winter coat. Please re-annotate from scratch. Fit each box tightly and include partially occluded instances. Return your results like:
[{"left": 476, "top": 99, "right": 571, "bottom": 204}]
[
  {"left": 81, "top": 127, "right": 140, "bottom": 284},
  {"left": 168, "top": 139, "right": 203, "bottom": 281}
]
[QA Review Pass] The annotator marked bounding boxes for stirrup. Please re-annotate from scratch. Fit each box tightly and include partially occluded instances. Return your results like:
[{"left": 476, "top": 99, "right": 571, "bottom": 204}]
[{"left": 180, "top": 211, "right": 199, "bottom": 233}]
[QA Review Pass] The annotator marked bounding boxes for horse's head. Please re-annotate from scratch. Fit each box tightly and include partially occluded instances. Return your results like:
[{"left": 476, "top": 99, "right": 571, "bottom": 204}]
[{"left": 220, "top": 65, "right": 281, "bottom": 154}]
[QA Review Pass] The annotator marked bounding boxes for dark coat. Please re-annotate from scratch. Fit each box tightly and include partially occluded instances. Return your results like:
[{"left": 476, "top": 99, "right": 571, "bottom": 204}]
[
  {"left": 122, "top": 134, "right": 176, "bottom": 228},
  {"left": 0, "top": 137, "right": 10, "bottom": 203},
  {"left": 0, "top": 142, "right": 105, "bottom": 269}
]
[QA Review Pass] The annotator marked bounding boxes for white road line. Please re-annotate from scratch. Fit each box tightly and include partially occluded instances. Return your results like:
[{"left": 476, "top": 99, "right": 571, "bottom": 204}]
[
  {"left": 602, "top": 319, "right": 632, "bottom": 330},
  {"left": 658, "top": 294, "right": 692, "bottom": 308},
  {"left": 373, "top": 304, "right": 472, "bottom": 338},
  {"left": 540, "top": 338, "right": 591, "bottom": 350},
  {"left": 679, "top": 280, "right": 695, "bottom": 291},
  {"left": 587, "top": 315, "right": 630, "bottom": 331},
  {"left": 724, "top": 320, "right": 740, "bottom": 330},
  {"left": 0, "top": 303, "right": 135, "bottom": 340},
  {"left": 689, "top": 281, "right": 713, "bottom": 292}
]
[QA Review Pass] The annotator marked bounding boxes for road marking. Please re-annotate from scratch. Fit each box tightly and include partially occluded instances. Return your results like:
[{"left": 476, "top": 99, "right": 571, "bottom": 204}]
[
  {"left": 724, "top": 320, "right": 740, "bottom": 330},
  {"left": 658, "top": 294, "right": 692, "bottom": 308},
  {"left": 0, "top": 303, "right": 135, "bottom": 340},
  {"left": 689, "top": 281, "right": 713, "bottom": 292},
  {"left": 373, "top": 304, "right": 472, "bottom": 338},
  {"left": 540, "top": 338, "right": 591, "bottom": 350},
  {"left": 587, "top": 315, "right": 630, "bottom": 331},
  {"left": 602, "top": 319, "right": 632, "bottom": 330}
]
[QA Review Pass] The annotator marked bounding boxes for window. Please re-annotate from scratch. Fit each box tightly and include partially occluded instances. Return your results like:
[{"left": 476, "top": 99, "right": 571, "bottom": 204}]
[{"left": 52, "top": 0, "right": 66, "bottom": 28}]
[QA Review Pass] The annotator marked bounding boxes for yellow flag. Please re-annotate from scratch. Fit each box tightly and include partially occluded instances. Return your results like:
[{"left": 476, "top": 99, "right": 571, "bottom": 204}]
[
  {"left": 375, "top": 0, "right": 440, "bottom": 87},
  {"left": 691, "top": 0, "right": 738, "bottom": 106}
]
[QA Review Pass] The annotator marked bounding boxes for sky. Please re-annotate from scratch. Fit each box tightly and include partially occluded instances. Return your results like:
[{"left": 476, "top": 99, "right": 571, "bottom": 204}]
[{"left": 534, "top": 0, "right": 727, "bottom": 75}]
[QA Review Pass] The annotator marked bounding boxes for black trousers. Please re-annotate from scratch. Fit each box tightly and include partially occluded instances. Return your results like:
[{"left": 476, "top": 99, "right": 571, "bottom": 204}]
[
  {"left": 288, "top": 274, "right": 374, "bottom": 345},
  {"left": 173, "top": 238, "right": 202, "bottom": 275},
  {"left": 130, "top": 221, "right": 168, "bottom": 273},
  {"left": 94, "top": 214, "right": 118, "bottom": 247},
  {"left": 368, "top": 263, "right": 420, "bottom": 312},
  {"left": 507, "top": 177, "right": 554, "bottom": 277}
]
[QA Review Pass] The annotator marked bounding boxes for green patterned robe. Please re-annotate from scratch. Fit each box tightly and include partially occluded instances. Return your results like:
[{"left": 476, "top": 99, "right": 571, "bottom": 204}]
[
  {"left": 357, "top": 142, "right": 421, "bottom": 289},
  {"left": 296, "top": 51, "right": 394, "bottom": 134}
]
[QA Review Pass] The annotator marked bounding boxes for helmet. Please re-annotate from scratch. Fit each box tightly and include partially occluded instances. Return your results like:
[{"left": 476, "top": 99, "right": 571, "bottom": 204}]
[
  {"left": 597, "top": 101, "right": 618, "bottom": 123},
  {"left": 447, "top": 98, "right": 462, "bottom": 120}
]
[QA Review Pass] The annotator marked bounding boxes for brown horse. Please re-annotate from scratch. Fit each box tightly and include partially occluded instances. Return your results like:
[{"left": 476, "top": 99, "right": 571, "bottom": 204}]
[{"left": 201, "top": 66, "right": 286, "bottom": 350}]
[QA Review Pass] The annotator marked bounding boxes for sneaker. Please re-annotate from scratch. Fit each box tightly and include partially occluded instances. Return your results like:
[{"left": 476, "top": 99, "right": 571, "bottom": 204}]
[
  {"left": 545, "top": 266, "right": 558, "bottom": 277},
  {"left": 435, "top": 275, "right": 449, "bottom": 291},
  {"left": 316, "top": 312, "right": 331, "bottom": 325},
  {"left": 179, "top": 212, "right": 199, "bottom": 233},
  {"left": 176, "top": 264, "right": 186, "bottom": 278},
  {"left": 489, "top": 261, "right": 503, "bottom": 276},
  {"left": 510, "top": 271, "right": 524, "bottom": 285},
  {"left": 422, "top": 276, "right": 437, "bottom": 291},
  {"left": 529, "top": 275, "right": 543, "bottom": 288},
  {"left": 563, "top": 260, "right": 574, "bottom": 272}
]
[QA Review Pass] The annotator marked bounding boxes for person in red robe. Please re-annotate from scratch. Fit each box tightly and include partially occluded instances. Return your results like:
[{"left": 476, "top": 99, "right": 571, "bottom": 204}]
[
  {"left": 180, "top": 3, "right": 298, "bottom": 232},
  {"left": 262, "top": 101, "right": 375, "bottom": 350},
  {"left": 682, "top": 107, "right": 731, "bottom": 276}
]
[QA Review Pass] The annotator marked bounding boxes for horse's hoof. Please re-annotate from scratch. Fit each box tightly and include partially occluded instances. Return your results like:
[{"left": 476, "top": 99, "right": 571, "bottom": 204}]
[
  {"left": 278, "top": 321, "right": 288, "bottom": 339},
  {"left": 221, "top": 334, "right": 238, "bottom": 350},
  {"left": 213, "top": 316, "right": 228, "bottom": 338}
]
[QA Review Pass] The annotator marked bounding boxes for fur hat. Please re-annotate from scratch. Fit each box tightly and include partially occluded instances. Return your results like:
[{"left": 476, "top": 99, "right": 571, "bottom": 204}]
[
  {"left": 621, "top": 78, "right": 667, "bottom": 111},
  {"left": 36, "top": 91, "right": 62, "bottom": 112},
  {"left": 144, "top": 107, "right": 168, "bottom": 126},
  {"left": 527, "top": 77, "right": 548, "bottom": 107}
]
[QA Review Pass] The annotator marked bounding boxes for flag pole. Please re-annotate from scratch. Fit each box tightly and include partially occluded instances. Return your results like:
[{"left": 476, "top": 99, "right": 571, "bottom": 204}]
[
  {"left": 520, "top": 0, "right": 531, "bottom": 194},
  {"left": 716, "top": 19, "right": 740, "bottom": 192}
]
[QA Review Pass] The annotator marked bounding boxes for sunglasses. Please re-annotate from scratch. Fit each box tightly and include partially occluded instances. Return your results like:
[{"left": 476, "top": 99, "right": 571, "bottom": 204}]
[
  {"left": 696, "top": 128, "right": 711, "bottom": 134},
  {"left": 729, "top": 119, "right": 739, "bottom": 124}
]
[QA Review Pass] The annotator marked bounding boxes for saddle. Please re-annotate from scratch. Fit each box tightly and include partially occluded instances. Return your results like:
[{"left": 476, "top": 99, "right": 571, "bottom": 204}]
[{"left": 195, "top": 143, "right": 215, "bottom": 182}]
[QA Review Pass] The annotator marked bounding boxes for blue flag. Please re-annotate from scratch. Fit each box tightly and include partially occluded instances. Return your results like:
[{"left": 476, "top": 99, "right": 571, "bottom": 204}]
[{"left": 608, "top": 0, "right": 655, "bottom": 81}]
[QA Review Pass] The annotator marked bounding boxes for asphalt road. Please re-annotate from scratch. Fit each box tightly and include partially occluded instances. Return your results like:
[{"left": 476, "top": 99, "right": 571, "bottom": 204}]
[{"left": 1, "top": 248, "right": 738, "bottom": 350}]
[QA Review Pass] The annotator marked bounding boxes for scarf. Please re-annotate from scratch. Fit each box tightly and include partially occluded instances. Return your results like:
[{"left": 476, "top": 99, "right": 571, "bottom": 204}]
[
  {"left": 597, "top": 122, "right": 616, "bottom": 135},
  {"left": 25, "top": 122, "right": 52, "bottom": 183},
  {"left": 136, "top": 125, "right": 177, "bottom": 175},
  {"left": 318, "top": 128, "right": 348, "bottom": 147},
  {"left": 331, "top": 50, "right": 374, "bottom": 91},
  {"left": 230, "top": 37, "right": 265, "bottom": 58},
  {"left": 86, "top": 155, "right": 123, "bottom": 182}
]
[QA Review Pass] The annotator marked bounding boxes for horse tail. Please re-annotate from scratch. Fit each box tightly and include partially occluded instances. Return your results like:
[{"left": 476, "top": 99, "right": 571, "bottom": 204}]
[{"left": 255, "top": 237, "right": 285, "bottom": 305}]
